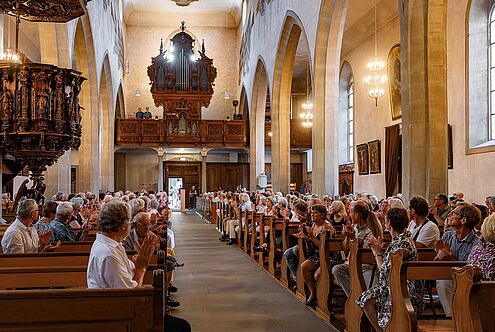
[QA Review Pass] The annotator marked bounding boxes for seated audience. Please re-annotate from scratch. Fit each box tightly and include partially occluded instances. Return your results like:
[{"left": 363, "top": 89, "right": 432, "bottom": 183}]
[
  {"left": 357, "top": 207, "right": 422, "bottom": 332},
  {"left": 328, "top": 200, "right": 348, "bottom": 227},
  {"left": 295, "top": 204, "right": 335, "bottom": 306},
  {"left": 434, "top": 203, "right": 481, "bottom": 317},
  {"left": 284, "top": 200, "right": 311, "bottom": 285},
  {"left": 50, "top": 202, "right": 87, "bottom": 242},
  {"left": 429, "top": 193, "right": 451, "bottom": 227},
  {"left": 1, "top": 199, "right": 53, "bottom": 254},
  {"left": 227, "top": 193, "right": 252, "bottom": 245},
  {"left": 332, "top": 200, "right": 383, "bottom": 297},
  {"left": 34, "top": 200, "right": 58, "bottom": 235},
  {"left": 406, "top": 196, "right": 440, "bottom": 248},
  {"left": 486, "top": 196, "right": 495, "bottom": 215},
  {"left": 468, "top": 213, "right": 495, "bottom": 280}
]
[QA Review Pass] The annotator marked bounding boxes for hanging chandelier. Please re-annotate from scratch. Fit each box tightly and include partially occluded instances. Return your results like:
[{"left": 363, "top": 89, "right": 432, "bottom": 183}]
[
  {"left": 363, "top": 1, "right": 387, "bottom": 107},
  {"left": 300, "top": 57, "right": 313, "bottom": 128},
  {"left": 0, "top": 1, "right": 88, "bottom": 204}
]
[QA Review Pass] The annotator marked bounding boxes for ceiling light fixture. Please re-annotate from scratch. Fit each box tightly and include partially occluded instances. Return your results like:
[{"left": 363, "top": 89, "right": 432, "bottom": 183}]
[
  {"left": 300, "top": 56, "right": 313, "bottom": 128},
  {"left": 171, "top": 0, "right": 199, "bottom": 7},
  {"left": 363, "top": 0, "right": 387, "bottom": 107}
]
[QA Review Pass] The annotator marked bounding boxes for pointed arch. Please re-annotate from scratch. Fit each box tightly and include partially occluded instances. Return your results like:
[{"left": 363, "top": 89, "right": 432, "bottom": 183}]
[
  {"left": 99, "top": 53, "right": 115, "bottom": 191},
  {"left": 312, "top": 0, "right": 348, "bottom": 195},
  {"left": 339, "top": 61, "right": 354, "bottom": 164},
  {"left": 239, "top": 85, "right": 249, "bottom": 121},
  {"left": 72, "top": 16, "right": 100, "bottom": 193},
  {"left": 249, "top": 57, "right": 269, "bottom": 190},
  {"left": 271, "top": 10, "right": 310, "bottom": 193}
]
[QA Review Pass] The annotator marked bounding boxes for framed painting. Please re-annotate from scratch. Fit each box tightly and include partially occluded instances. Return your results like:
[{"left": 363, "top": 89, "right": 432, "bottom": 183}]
[
  {"left": 387, "top": 44, "right": 402, "bottom": 120},
  {"left": 356, "top": 143, "right": 369, "bottom": 175},
  {"left": 368, "top": 140, "right": 381, "bottom": 174}
]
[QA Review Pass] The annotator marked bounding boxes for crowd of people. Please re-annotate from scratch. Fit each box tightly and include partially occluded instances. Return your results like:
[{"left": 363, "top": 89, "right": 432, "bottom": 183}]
[
  {"left": 201, "top": 188, "right": 495, "bottom": 331},
  {"left": 0, "top": 189, "right": 191, "bottom": 332}
]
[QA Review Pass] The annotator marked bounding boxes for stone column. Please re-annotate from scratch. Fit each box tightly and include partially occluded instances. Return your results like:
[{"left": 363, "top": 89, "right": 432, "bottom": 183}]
[
  {"left": 57, "top": 150, "right": 71, "bottom": 195},
  {"left": 156, "top": 148, "right": 165, "bottom": 192},
  {"left": 201, "top": 148, "right": 207, "bottom": 193},
  {"left": 271, "top": 104, "right": 291, "bottom": 194},
  {"left": 249, "top": 68, "right": 267, "bottom": 191},
  {"left": 399, "top": 0, "right": 448, "bottom": 203}
]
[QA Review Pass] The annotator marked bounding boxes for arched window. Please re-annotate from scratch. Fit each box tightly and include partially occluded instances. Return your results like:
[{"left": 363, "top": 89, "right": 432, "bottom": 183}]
[
  {"left": 242, "top": 0, "right": 247, "bottom": 27},
  {"left": 467, "top": 0, "right": 495, "bottom": 152},
  {"left": 490, "top": 5, "right": 495, "bottom": 139},
  {"left": 338, "top": 62, "right": 354, "bottom": 164},
  {"left": 347, "top": 78, "right": 354, "bottom": 162}
]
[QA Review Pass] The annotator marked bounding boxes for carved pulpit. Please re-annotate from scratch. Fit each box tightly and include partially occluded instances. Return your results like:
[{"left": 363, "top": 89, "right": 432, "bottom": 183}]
[{"left": 147, "top": 22, "right": 217, "bottom": 143}]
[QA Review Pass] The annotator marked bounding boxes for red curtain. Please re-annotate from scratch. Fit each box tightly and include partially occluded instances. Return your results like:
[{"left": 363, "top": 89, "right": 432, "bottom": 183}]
[{"left": 385, "top": 124, "right": 400, "bottom": 197}]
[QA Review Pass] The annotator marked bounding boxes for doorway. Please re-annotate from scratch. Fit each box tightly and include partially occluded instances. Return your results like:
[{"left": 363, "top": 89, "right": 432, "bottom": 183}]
[
  {"left": 168, "top": 177, "right": 183, "bottom": 210},
  {"left": 164, "top": 161, "right": 201, "bottom": 209}
]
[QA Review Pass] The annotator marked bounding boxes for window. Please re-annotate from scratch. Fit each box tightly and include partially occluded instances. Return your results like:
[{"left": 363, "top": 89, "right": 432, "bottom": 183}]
[
  {"left": 467, "top": 0, "right": 495, "bottom": 152},
  {"left": 242, "top": 0, "right": 247, "bottom": 27},
  {"left": 338, "top": 62, "right": 354, "bottom": 164},
  {"left": 347, "top": 78, "right": 354, "bottom": 162},
  {"left": 490, "top": 5, "right": 495, "bottom": 139}
]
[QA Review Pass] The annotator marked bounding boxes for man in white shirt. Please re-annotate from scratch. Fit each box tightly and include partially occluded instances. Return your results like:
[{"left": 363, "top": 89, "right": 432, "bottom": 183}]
[
  {"left": 87, "top": 200, "right": 157, "bottom": 289},
  {"left": 406, "top": 196, "right": 440, "bottom": 248},
  {"left": 1, "top": 198, "right": 53, "bottom": 254}
]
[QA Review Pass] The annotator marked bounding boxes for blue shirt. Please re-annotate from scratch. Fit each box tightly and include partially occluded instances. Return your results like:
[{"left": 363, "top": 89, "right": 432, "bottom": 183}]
[
  {"left": 442, "top": 230, "right": 480, "bottom": 261},
  {"left": 49, "top": 219, "right": 75, "bottom": 242}
]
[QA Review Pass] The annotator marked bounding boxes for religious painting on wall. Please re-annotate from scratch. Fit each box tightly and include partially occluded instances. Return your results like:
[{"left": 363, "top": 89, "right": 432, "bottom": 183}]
[
  {"left": 356, "top": 143, "right": 369, "bottom": 175},
  {"left": 368, "top": 140, "right": 381, "bottom": 174},
  {"left": 387, "top": 44, "right": 401, "bottom": 120}
]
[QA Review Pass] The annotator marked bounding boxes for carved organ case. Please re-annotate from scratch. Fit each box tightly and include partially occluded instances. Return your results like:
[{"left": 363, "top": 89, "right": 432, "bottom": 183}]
[{"left": 147, "top": 22, "right": 217, "bottom": 142}]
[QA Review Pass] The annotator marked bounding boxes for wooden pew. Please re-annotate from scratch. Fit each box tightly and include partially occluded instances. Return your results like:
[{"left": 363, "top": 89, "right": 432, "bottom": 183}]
[
  {"left": 280, "top": 221, "right": 300, "bottom": 288},
  {"left": 295, "top": 236, "right": 309, "bottom": 302},
  {"left": 257, "top": 216, "right": 272, "bottom": 267},
  {"left": 452, "top": 265, "right": 495, "bottom": 332},
  {"left": 316, "top": 230, "right": 344, "bottom": 321},
  {"left": 344, "top": 240, "right": 434, "bottom": 332},
  {"left": 0, "top": 269, "right": 164, "bottom": 332},
  {"left": 243, "top": 211, "right": 254, "bottom": 255},
  {"left": 385, "top": 249, "right": 465, "bottom": 332},
  {"left": 249, "top": 213, "right": 262, "bottom": 259},
  {"left": 210, "top": 201, "right": 218, "bottom": 225},
  {"left": 0, "top": 264, "right": 159, "bottom": 289},
  {"left": 0, "top": 250, "right": 164, "bottom": 269},
  {"left": 268, "top": 217, "right": 286, "bottom": 277}
]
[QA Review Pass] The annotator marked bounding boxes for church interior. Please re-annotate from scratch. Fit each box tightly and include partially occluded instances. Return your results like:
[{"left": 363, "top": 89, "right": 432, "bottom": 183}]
[{"left": 0, "top": 0, "right": 494, "bottom": 331}]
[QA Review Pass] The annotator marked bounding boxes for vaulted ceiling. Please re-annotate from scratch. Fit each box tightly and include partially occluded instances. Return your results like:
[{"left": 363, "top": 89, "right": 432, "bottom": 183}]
[{"left": 122, "top": 0, "right": 242, "bottom": 27}]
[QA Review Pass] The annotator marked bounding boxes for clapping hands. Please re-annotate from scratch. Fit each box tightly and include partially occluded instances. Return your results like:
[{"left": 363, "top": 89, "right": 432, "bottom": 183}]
[
  {"left": 134, "top": 232, "right": 160, "bottom": 269},
  {"left": 367, "top": 235, "right": 383, "bottom": 255},
  {"left": 434, "top": 239, "right": 454, "bottom": 261}
]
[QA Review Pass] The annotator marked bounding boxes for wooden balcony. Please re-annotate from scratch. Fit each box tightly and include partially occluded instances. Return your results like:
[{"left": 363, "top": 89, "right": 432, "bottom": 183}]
[
  {"left": 116, "top": 119, "right": 311, "bottom": 149},
  {"left": 116, "top": 119, "right": 248, "bottom": 147}
]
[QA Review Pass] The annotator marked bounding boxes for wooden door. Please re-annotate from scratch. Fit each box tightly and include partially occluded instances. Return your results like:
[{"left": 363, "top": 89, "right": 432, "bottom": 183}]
[{"left": 165, "top": 161, "right": 200, "bottom": 209}]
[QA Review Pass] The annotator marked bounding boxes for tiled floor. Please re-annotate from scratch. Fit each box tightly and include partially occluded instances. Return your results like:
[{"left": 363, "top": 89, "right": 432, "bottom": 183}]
[{"left": 171, "top": 212, "right": 336, "bottom": 332}]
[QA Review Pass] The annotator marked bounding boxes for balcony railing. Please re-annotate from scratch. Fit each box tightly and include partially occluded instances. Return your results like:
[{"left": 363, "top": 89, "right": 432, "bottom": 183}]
[{"left": 116, "top": 119, "right": 248, "bottom": 147}]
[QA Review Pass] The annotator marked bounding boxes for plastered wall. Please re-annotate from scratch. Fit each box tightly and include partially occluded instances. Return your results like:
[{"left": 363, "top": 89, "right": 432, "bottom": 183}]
[{"left": 124, "top": 23, "right": 239, "bottom": 120}]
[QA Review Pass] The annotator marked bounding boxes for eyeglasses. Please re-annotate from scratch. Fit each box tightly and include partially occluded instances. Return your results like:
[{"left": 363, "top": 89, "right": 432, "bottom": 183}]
[{"left": 451, "top": 211, "right": 465, "bottom": 218}]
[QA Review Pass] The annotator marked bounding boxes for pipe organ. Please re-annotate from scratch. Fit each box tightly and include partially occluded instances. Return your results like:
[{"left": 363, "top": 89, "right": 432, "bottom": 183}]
[{"left": 147, "top": 21, "right": 217, "bottom": 125}]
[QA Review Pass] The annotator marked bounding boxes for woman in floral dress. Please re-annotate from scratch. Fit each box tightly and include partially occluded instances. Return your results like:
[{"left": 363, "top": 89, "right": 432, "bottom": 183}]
[
  {"left": 356, "top": 207, "right": 423, "bottom": 331},
  {"left": 468, "top": 213, "right": 495, "bottom": 280}
]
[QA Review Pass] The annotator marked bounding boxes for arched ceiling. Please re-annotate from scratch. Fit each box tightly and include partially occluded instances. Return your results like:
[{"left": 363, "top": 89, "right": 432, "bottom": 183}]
[{"left": 122, "top": 0, "right": 242, "bottom": 27}]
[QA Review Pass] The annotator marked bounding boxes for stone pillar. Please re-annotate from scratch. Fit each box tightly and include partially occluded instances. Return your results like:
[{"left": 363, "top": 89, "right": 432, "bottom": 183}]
[
  {"left": 399, "top": 0, "right": 448, "bottom": 203},
  {"left": 156, "top": 148, "right": 165, "bottom": 192},
  {"left": 271, "top": 104, "right": 291, "bottom": 194},
  {"left": 57, "top": 150, "right": 71, "bottom": 195},
  {"left": 249, "top": 67, "right": 266, "bottom": 191},
  {"left": 201, "top": 148, "right": 207, "bottom": 193}
]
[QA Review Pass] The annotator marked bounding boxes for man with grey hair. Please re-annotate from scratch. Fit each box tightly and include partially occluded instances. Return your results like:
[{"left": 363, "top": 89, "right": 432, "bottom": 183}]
[
  {"left": 1, "top": 199, "right": 53, "bottom": 254},
  {"left": 50, "top": 202, "right": 80, "bottom": 242},
  {"left": 122, "top": 212, "right": 152, "bottom": 251},
  {"left": 128, "top": 198, "right": 146, "bottom": 221}
]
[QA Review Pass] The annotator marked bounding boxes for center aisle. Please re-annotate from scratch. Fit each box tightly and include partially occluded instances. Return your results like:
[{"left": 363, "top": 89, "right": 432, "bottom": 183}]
[{"left": 171, "top": 212, "right": 337, "bottom": 332}]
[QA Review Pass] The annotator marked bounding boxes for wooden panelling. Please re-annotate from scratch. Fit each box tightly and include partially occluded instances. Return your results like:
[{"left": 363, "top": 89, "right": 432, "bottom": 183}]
[
  {"left": 264, "top": 163, "right": 302, "bottom": 192},
  {"left": 116, "top": 119, "right": 247, "bottom": 147},
  {"left": 164, "top": 162, "right": 200, "bottom": 209},
  {"left": 206, "top": 163, "right": 249, "bottom": 192}
]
